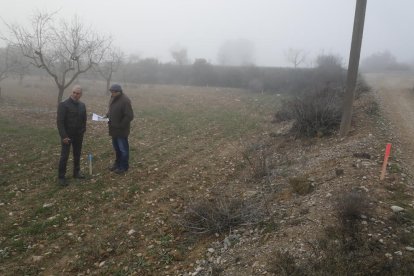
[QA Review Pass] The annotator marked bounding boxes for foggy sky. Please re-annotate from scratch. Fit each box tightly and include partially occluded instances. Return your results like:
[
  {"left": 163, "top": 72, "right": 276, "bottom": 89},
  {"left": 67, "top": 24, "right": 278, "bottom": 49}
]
[{"left": 1, "top": 0, "right": 413, "bottom": 67}]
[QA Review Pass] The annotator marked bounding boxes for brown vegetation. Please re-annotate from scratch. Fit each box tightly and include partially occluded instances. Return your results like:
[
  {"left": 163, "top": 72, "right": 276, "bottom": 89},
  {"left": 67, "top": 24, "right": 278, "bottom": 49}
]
[{"left": 1, "top": 73, "right": 414, "bottom": 275}]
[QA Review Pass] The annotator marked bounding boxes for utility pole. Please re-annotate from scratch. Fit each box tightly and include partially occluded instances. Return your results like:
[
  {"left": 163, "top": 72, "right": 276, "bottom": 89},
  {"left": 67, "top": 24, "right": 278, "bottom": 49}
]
[{"left": 339, "top": 0, "right": 367, "bottom": 137}]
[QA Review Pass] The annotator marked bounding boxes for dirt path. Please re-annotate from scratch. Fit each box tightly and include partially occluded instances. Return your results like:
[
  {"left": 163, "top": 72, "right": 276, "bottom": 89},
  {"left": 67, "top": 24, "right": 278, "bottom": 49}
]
[{"left": 364, "top": 73, "right": 414, "bottom": 171}]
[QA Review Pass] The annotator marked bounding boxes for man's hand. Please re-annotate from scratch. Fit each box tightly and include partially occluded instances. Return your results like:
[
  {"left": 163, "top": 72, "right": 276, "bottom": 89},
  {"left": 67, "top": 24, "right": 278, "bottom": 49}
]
[{"left": 62, "top": 138, "right": 71, "bottom": 144}]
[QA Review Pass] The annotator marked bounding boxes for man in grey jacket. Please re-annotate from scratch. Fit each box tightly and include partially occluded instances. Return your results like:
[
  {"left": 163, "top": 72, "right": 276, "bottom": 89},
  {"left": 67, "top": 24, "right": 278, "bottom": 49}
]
[
  {"left": 57, "top": 85, "right": 87, "bottom": 186},
  {"left": 107, "top": 84, "right": 134, "bottom": 174}
]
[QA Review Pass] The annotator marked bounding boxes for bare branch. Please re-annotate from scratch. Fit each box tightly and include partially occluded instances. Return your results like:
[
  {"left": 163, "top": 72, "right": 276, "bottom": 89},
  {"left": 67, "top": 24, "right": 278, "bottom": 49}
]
[
  {"left": 93, "top": 46, "right": 123, "bottom": 93},
  {"left": 3, "top": 10, "right": 110, "bottom": 104},
  {"left": 285, "top": 48, "right": 307, "bottom": 68}
]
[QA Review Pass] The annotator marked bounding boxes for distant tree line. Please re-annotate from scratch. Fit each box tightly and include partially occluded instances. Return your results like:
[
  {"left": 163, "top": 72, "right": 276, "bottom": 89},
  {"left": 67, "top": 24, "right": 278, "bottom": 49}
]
[
  {"left": 0, "top": 42, "right": 347, "bottom": 97},
  {"left": 2, "top": 10, "right": 413, "bottom": 106},
  {"left": 360, "top": 50, "right": 412, "bottom": 72},
  {"left": 0, "top": 8, "right": 357, "bottom": 99},
  {"left": 108, "top": 54, "right": 346, "bottom": 95}
]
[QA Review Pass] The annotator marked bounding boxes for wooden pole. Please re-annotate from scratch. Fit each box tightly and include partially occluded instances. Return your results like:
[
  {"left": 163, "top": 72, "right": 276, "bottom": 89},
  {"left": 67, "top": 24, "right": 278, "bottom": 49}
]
[{"left": 339, "top": 0, "right": 367, "bottom": 137}]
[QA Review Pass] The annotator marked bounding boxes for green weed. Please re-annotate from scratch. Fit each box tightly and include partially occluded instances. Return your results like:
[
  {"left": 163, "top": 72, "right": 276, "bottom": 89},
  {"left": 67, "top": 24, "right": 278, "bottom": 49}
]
[{"left": 159, "top": 234, "right": 173, "bottom": 247}]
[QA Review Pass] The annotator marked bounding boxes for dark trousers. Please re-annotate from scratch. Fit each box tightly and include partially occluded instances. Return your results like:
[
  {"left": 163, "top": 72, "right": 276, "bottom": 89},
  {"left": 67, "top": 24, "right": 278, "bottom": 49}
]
[
  {"left": 58, "top": 135, "right": 83, "bottom": 178},
  {"left": 112, "top": 137, "right": 129, "bottom": 171}
]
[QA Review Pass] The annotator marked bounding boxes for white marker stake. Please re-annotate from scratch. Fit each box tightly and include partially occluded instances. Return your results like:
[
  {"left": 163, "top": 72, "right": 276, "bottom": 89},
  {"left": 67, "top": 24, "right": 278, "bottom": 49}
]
[{"left": 88, "top": 154, "right": 93, "bottom": 175}]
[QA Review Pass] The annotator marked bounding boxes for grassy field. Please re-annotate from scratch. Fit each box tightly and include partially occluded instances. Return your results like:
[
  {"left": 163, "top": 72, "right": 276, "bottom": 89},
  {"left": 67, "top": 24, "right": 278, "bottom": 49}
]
[{"left": 0, "top": 77, "right": 282, "bottom": 274}]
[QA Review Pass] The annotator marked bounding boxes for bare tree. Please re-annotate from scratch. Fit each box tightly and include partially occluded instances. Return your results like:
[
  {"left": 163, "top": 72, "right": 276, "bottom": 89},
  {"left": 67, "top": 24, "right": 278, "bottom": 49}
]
[
  {"left": 285, "top": 48, "right": 307, "bottom": 68},
  {"left": 171, "top": 47, "right": 189, "bottom": 65},
  {"left": 0, "top": 45, "right": 20, "bottom": 97},
  {"left": 0, "top": 47, "right": 11, "bottom": 84},
  {"left": 7, "top": 45, "right": 31, "bottom": 84},
  {"left": 3, "top": 11, "right": 109, "bottom": 105},
  {"left": 94, "top": 47, "right": 123, "bottom": 94}
]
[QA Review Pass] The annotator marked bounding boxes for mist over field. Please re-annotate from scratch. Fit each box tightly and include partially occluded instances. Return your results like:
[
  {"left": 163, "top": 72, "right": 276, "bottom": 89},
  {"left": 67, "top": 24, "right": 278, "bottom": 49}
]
[{"left": 1, "top": 0, "right": 414, "bottom": 67}]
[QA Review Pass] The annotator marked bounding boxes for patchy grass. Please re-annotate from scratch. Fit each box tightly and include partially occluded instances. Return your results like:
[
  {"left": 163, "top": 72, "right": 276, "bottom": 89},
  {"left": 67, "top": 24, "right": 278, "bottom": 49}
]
[
  {"left": 0, "top": 79, "right": 278, "bottom": 274},
  {"left": 2, "top": 77, "right": 413, "bottom": 275}
]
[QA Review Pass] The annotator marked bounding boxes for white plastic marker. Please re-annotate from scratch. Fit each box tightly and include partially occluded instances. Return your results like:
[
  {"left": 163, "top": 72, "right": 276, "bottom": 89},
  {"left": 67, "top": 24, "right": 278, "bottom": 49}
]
[
  {"left": 380, "top": 143, "right": 392, "bottom": 180},
  {"left": 88, "top": 153, "right": 93, "bottom": 175}
]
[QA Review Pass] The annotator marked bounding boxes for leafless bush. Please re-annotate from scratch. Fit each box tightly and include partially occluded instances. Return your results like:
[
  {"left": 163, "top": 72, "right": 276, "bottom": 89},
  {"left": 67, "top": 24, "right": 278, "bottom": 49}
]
[
  {"left": 273, "top": 106, "right": 292, "bottom": 123},
  {"left": 307, "top": 224, "right": 414, "bottom": 275},
  {"left": 241, "top": 143, "right": 269, "bottom": 179},
  {"left": 335, "top": 191, "right": 368, "bottom": 236},
  {"left": 179, "top": 196, "right": 265, "bottom": 235},
  {"left": 267, "top": 190, "right": 414, "bottom": 275},
  {"left": 275, "top": 87, "right": 343, "bottom": 137},
  {"left": 267, "top": 251, "right": 305, "bottom": 276}
]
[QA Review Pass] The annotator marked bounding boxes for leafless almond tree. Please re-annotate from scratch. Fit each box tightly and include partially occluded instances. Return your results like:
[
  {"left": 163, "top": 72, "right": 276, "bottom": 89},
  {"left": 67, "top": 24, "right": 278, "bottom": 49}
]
[
  {"left": 285, "top": 48, "right": 307, "bottom": 68},
  {"left": 0, "top": 45, "right": 21, "bottom": 97},
  {"left": 3, "top": 11, "right": 110, "bottom": 105},
  {"left": 94, "top": 47, "right": 123, "bottom": 94}
]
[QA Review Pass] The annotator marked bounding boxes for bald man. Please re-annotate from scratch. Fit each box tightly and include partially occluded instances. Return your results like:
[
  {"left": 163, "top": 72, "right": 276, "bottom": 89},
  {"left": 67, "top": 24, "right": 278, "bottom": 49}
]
[{"left": 56, "top": 85, "right": 87, "bottom": 186}]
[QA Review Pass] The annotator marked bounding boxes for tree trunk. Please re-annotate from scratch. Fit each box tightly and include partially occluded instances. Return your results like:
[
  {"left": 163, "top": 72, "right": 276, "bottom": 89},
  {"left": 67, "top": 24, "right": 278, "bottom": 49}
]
[{"left": 57, "top": 87, "right": 65, "bottom": 106}]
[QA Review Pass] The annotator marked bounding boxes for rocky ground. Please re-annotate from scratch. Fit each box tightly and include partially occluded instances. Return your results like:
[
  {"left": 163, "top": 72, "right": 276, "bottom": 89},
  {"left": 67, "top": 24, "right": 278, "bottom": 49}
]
[{"left": 180, "top": 74, "right": 414, "bottom": 275}]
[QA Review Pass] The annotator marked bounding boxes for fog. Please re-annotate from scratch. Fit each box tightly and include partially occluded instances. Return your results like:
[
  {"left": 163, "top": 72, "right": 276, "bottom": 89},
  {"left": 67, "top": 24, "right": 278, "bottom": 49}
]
[{"left": 1, "top": 0, "right": 413, "bottom": 67}]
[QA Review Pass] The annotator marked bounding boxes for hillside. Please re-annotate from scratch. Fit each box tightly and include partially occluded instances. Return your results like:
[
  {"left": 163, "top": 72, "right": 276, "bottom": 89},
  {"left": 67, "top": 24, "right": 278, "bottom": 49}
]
[{"left": 1, "top": 74, "right": 414, "bottom": 275}]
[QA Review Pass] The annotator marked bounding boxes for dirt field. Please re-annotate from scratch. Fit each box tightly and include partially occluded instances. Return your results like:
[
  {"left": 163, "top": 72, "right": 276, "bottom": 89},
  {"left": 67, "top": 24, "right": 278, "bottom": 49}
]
[
  {"left": 0, "top": 77, "right": 280, "bottom": 274},
  {"left": 1, "top": 74, "right": 414, "bottom": 275}
]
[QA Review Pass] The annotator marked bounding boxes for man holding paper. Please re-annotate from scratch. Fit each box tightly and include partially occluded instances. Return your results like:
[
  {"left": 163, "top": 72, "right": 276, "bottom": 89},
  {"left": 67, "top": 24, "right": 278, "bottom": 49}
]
[{"left": 107, "top": 84, "right": 134, "bottom": 174}]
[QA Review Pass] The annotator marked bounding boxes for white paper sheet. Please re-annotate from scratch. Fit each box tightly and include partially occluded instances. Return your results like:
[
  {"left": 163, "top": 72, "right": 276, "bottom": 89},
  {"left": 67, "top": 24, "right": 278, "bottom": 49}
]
[{"left": 92, "top": 113, "right": 109, "bottom": 122}]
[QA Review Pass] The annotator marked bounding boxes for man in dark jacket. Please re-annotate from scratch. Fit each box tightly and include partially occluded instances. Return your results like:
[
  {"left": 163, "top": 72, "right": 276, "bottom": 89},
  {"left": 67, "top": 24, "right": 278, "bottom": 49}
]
[
  {"left": 107, "top": 84, "right": 134, "bottom": 174},
  {"left": 57, "top": 85, "right": 87, "bottom": 186}
]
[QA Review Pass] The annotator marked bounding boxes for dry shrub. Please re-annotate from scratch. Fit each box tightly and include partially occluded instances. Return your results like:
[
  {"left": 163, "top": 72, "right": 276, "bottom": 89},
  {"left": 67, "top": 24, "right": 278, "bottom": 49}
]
[
  {"left": 289, "top": 176, "right": 313, "bottom": 195},
  {"left": 267, "top": 251, "right": 304, "bottom": 276},
  {"left": 275, "top": 87, "right": 343, "bottom": 137},
  {"left": 273, "top": 107, "right": 293, "bottom": 123},
  {"left": 307, "top": 229, "right": 414, "bottom": 275},
  {"left": 179, "top": 196, "right": 265, "bottom": 235},
  {"left": 268, "top": 190, "right": 414, "bottom": 275},
  {"left": 241, "top": 143, "right": 269, "bottom": 179},
  {"left": 335, "top": 191, "right": 368, "bottom": 237}
]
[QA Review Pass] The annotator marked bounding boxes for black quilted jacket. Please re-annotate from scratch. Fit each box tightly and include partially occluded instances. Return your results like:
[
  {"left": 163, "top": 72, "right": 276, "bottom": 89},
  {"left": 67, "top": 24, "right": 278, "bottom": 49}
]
[{"left": 57, "top": 97, "right": 87, "bottom": 138}]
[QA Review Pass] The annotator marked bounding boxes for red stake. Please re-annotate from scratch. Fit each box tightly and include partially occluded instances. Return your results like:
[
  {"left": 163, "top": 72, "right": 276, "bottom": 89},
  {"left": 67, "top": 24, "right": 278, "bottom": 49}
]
[{"left": 380, "top": 143, "right": 392, "bottom": 180}]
